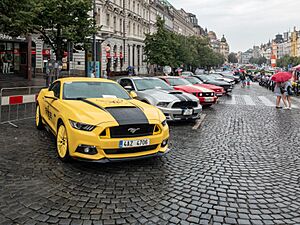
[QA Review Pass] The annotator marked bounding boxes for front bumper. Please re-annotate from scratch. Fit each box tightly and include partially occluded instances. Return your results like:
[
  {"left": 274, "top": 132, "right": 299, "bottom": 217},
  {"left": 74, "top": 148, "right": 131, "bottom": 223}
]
[
  {"left": 66, "top": 121, "right": 170, "bottom": 161},
  {"left": 198, "top": 96, "right": 218, "bottom": 105},
  {"left": 158, "top": 105, "right": 202, "bottom": 121},
  {"left": 75, "top": 148, "right": 171, "bottom": 163}
]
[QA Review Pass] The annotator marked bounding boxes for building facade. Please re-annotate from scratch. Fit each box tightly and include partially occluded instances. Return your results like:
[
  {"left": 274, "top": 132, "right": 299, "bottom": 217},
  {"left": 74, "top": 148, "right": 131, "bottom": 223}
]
[{"left": 1, "top": 0, "right": 212, "bottom": 79}]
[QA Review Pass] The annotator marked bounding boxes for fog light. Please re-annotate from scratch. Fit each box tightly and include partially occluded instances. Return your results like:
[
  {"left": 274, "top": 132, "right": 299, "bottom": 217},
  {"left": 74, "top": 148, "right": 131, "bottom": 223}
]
[
  {"left": 76, "top": 145, "right": 98, "bottom": 155},
  {"left": 161, "top": 139, "right": 168, "bottom": 147}
]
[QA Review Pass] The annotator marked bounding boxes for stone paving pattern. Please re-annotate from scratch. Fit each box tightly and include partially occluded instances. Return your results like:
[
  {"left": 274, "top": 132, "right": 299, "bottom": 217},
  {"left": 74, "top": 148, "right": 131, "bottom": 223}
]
[{"left": 1, "top": 84, "right": 300, "bottom": 225}]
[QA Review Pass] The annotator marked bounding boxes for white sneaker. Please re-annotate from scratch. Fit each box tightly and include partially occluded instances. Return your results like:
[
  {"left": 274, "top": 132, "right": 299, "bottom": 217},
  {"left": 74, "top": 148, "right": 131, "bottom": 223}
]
[
  {"left": 288, "top": 107, "right": 292, "bottom": 110},
  {"left": 284, "top": 107, "right": 289, "bottom": 110}
]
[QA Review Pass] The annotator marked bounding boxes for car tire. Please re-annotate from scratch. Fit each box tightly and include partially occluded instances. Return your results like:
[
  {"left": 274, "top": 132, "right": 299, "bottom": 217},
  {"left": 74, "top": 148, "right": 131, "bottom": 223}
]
[
  {"left": 35, "top": 104, "right": 44, "bottom": 130},
  {"left": 56, "top": 122, "right": 71, "bottom": 162}
]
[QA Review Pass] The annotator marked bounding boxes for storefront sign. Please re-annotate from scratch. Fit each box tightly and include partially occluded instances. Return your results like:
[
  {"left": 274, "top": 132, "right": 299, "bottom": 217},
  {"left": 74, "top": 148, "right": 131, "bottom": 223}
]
[{"left": 0, "top": 34, "right": 26, "bottom": 41}]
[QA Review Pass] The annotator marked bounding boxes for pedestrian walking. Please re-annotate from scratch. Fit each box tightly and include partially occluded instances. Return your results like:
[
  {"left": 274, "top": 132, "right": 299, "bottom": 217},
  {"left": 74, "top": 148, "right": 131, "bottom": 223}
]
[
  {"left": 274, "top": 82, "right": 288, "bottom": 109},
  {"left": 284, "top": 80, "right": 293, "bottom": 109},
  {"left": 240, "top": 72, "right": 246, "bottom": 88},
  {"left": 246, "top": 75, "right": 251, "bottom": 87}
]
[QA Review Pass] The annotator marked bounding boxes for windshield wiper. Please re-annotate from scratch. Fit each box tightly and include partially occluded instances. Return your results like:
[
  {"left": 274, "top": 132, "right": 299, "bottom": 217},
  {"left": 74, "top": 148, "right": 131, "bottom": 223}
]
[{"left": 65, "top": 97, "right": 87, "bottom": 100}]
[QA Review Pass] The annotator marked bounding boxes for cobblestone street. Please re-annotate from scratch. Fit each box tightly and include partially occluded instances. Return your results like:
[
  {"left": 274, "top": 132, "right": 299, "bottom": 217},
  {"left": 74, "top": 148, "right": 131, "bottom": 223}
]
[{"left": 1, "top": 83, "right": 300, "bottom": 225}]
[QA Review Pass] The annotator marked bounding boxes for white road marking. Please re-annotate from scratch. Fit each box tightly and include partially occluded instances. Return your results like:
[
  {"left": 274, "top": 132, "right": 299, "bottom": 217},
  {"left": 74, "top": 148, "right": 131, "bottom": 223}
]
[
  {"left": 225, "top": 95, "right": 236, "bottom": 104},
  {"left": 257, "top": 96, "right": 276, "bottom": 107},
  {"left": 192, "top": 114, "right": 206, "bottom": 130},
  {"left": 242, "top": 95, "right": 256, "bottom": 106}
]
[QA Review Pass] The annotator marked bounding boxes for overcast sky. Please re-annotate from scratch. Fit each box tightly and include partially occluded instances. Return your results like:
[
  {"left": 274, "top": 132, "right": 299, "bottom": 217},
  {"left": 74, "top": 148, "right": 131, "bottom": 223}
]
[{"left": 171, "top": 0, "right": 300, "bottom": 52}]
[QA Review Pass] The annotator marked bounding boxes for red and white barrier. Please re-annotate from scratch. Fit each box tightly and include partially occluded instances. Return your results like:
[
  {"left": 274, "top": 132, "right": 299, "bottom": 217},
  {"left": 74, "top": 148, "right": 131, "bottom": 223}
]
[{"left": 1, "top": 94, "right": 38, "bottom": 106}]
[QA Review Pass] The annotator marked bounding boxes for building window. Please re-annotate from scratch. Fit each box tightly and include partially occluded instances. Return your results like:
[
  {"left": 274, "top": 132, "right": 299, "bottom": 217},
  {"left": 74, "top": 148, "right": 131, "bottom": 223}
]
[
  {"left": 119, "top": 19, "right": 123, "bottom": 33},
  {"left": 113, "top": 16, "right": 117, "bottom": 32},
  {"left": 128, "top": 21, "right": 131, "bottom": 35},
  {"left": 133, "top": 1, "right": 135, "bottom": 12},
  {"left": 133, "top": 23, "right": 136, "bottom": 35},
  {"left": 106, "top": 14, "right": 110, "bottom": 27}
]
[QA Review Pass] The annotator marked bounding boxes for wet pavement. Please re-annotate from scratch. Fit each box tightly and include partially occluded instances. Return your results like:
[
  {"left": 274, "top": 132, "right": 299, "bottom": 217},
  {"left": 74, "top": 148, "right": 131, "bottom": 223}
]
[{"left": 1, "top": 83, "right": 300, "bottom": 225}]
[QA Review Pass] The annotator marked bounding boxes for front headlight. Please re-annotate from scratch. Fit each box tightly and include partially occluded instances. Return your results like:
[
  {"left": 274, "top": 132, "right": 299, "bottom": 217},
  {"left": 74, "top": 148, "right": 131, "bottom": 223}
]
[
  {"left": 161, "top": 120, "right": 167, "bottom": 127},
  {"left": 69, "top": 120, "right": 96, "bottom": 131},
  {"left": 157, "top": 102, "right": 170, "bottom": 108},
  {"left": 199, "top": 93, "right": 203, "bottom": 97}
]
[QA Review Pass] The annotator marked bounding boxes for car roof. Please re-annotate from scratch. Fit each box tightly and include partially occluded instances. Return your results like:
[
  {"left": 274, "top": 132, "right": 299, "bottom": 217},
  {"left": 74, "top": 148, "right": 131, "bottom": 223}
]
[
  {"left": 120, "top": 76, "right": 160, "bottom": 80},
  {"left": 57, "top": 77, "right": 115, "bottom": 83}
]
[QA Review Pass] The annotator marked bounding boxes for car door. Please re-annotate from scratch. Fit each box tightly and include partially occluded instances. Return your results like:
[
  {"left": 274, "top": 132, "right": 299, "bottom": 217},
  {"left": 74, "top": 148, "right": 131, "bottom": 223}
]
[{"left": 45, "top": 81, "right": 61, "bottom": 132}]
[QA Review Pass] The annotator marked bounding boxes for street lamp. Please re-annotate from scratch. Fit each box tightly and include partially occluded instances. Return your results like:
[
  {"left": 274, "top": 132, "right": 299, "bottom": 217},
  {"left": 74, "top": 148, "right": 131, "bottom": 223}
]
[{"left": 93, "top": 0, "right": 97, "bottom": 73}]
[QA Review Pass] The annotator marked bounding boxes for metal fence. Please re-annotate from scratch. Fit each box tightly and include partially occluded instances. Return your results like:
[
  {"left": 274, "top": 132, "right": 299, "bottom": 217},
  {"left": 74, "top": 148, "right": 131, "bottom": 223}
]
[{"left": 0, "top": 86, "right": 45, "bottom": 125}]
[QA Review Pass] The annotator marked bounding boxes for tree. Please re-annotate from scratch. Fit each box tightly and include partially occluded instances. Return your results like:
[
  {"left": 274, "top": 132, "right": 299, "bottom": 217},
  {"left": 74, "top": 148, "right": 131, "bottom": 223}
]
[
  {"left": 144, "top": 17, "right": 179, "bottom": 67},
  {"left": 144, "top": 17, "right": 226, "bottom": 70},
  {"left": 0, "top": 0, "right": 95, "bottom": 62},
  {"left": 228, "top": 52, "right": 238, "bottom": 63}
]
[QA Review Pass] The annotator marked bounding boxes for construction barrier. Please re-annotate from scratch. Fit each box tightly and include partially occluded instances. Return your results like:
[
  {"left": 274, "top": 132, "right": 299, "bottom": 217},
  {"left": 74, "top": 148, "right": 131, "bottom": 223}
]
[{"left": 0, "top": 86, "right": 45, "bottom": 125}]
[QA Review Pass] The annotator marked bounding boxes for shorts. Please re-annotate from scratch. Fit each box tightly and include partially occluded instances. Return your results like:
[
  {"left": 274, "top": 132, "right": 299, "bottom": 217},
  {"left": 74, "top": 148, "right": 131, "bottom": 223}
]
[{"left": 274, "top": 86, "right": 282, "bottom": 96}]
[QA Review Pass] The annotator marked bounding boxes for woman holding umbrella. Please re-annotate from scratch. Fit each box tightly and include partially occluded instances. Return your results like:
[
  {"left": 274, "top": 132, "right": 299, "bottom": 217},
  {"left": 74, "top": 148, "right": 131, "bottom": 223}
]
[{"left": 271, "top": 72, "right": 292, "bottom": 109}]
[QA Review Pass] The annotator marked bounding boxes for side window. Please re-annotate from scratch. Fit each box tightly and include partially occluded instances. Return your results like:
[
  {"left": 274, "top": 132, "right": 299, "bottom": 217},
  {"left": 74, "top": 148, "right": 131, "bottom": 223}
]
[
  {"left": 49, "top": 82, "right": 61, "bottom": 98},
  {"left": 120, "top": 79, "right": 134, "bottom": 90}
]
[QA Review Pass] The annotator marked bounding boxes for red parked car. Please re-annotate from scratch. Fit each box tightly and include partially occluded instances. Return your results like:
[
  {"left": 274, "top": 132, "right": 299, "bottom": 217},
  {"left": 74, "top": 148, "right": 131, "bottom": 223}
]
[
  {"left": 159, "top": 76, "right": 218, "bottom": 106},
  {"left": 181, "top": 76, "right": 225, "bottom": 97}
]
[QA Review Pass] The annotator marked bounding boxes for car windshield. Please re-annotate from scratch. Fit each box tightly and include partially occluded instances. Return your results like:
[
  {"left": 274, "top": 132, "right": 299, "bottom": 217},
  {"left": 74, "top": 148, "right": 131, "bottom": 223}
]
[
  {"left": 210, "top": 74, "right": 223, "bottom": 78},
  {"left": 167, "top": 78, "right": 191, "bottom": 86},
  {"left": 198, "top": 75, "right": 214, "bottom": 81},
  {"left": 182, "top": 72, "right": 193, "bottom": 76},
  {"left": 185, "top": 77, "right": 203, "bottom": 85},
  {"left": 134, "top": 79, "right": 173, "bottom": 91},
  {"left": 63, "top": 82, "right": 131, "bottom": 100}
]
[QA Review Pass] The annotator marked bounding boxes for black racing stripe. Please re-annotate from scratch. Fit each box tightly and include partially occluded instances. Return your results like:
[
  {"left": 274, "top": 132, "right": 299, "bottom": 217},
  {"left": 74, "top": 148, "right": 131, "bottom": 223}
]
[
  {"left": 105, "top": 107, "right": 149, "bottom": 125},
  {"left": 182, "top": 93, "right": 193, "bottom": 101},
  {"left": 81, "top": 99, "right": 107, "bottom": 112},
  {"left": 173, "top": 93, "right": 187, "bottom": 101}
]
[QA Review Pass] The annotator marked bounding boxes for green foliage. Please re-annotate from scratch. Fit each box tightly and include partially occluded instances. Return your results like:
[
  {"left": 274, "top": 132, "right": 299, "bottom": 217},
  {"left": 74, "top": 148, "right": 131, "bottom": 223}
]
[
  {"left": 249, "top": 56, "right": 267, "bottom": 65},
  {"left": 228, "top": 52, "right": 238, "bottom": 63},
  {"left": 0, "top": 0, "right": 95, "bottom": 61},
  {"left": 277, "top": 55, "right": 300, "bottom": 68},
  {"left": 144, "top": 17, "right": 225, "bottom": 69}
]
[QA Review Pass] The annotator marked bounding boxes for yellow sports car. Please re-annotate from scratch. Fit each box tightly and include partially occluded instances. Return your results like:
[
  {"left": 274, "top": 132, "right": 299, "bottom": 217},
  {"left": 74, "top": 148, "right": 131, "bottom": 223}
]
[{"left": 36, "top": 77, "right": 169, "bottom": 162}]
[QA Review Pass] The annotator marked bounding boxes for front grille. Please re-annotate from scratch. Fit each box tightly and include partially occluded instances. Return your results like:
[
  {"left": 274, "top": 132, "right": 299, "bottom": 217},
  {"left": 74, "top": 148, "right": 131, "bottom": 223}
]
[
  {"left": 202, "top": 92, "right": 214, "bottom": 97},
  {"left": 109, "top": 124, "right": 155, "bottom": 138},
  {"left": 104, "top": 144, "right": 158, "bottom": 154},
  {"left": 172, "top": 101, "right": 198, "bottom": 109}
]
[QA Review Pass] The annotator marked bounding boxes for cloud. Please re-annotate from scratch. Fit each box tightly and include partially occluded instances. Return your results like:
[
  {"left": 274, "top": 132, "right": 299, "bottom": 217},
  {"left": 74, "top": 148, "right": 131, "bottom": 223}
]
[{"left": 170, "top": 0, "right": 300, "bottom": 52}]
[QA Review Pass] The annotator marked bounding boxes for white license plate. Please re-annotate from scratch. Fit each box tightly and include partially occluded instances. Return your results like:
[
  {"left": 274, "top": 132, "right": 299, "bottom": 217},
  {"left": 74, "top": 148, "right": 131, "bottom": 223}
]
[
  {"left": 183, "top": 109, "right": 193, "bottom": 115},
  {"left": 204, "top": 97, "right": 214, "bottom": 102},
  {"left": 119, "top": 139, "right": 150, "bottom": 148}
]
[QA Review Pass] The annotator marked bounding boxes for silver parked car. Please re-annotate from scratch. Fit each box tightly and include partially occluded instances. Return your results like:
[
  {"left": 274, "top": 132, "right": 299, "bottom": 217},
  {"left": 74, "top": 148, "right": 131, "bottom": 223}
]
[{"left": 118, "top": 77, "right": 202, "bottom": 121}]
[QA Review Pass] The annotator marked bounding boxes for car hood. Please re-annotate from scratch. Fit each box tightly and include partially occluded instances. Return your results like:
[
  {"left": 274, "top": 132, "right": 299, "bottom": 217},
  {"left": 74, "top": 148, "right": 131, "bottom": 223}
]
[
  {"left": 62, "top": 98, "right": 160, "bottom": 125},
  {"left": 195, "top": 84, "right": 223, "bottom": 91},
  {"left": 174, "top": 85, "right": 207, "bottom": 93},
  {"left": 139, "top": 89, "right": 198, "bottom": 102},
  {"left": 207, "top": 80, "right": 231, "bottom": 86}
]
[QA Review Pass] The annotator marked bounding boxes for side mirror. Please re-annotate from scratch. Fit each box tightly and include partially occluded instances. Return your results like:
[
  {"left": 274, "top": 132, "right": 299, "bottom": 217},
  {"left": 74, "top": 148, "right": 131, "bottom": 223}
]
[
  {"left": 45, "top": 91, "right": 57, "bottom": 100},
  {"left": 129, "top": 91, "right": 137, "bottom": 99},
  {"left": 124, "top": 85, "right": 134, "bottom": 91}
]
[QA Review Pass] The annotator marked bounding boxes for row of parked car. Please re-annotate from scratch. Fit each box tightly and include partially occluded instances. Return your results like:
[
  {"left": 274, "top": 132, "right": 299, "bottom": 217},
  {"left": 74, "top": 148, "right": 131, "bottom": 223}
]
[
  {"left": 117, "top": 72, "right": 239, "bottom": 122},
  {"left": 35, "top": 71, "right": 239, "bottom": 162}
]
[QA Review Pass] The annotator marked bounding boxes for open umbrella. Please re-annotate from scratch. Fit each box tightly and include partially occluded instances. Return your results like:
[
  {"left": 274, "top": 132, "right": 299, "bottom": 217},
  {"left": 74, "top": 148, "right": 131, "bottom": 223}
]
[{"left": 271, "top": 72, "right": 292, "bottom": 83}]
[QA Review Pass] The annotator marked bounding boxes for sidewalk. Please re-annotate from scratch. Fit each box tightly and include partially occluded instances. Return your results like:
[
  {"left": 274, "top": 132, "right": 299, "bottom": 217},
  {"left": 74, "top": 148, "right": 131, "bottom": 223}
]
[{"left": 0, "top": 74, "right": 45, "bottom": 89}]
